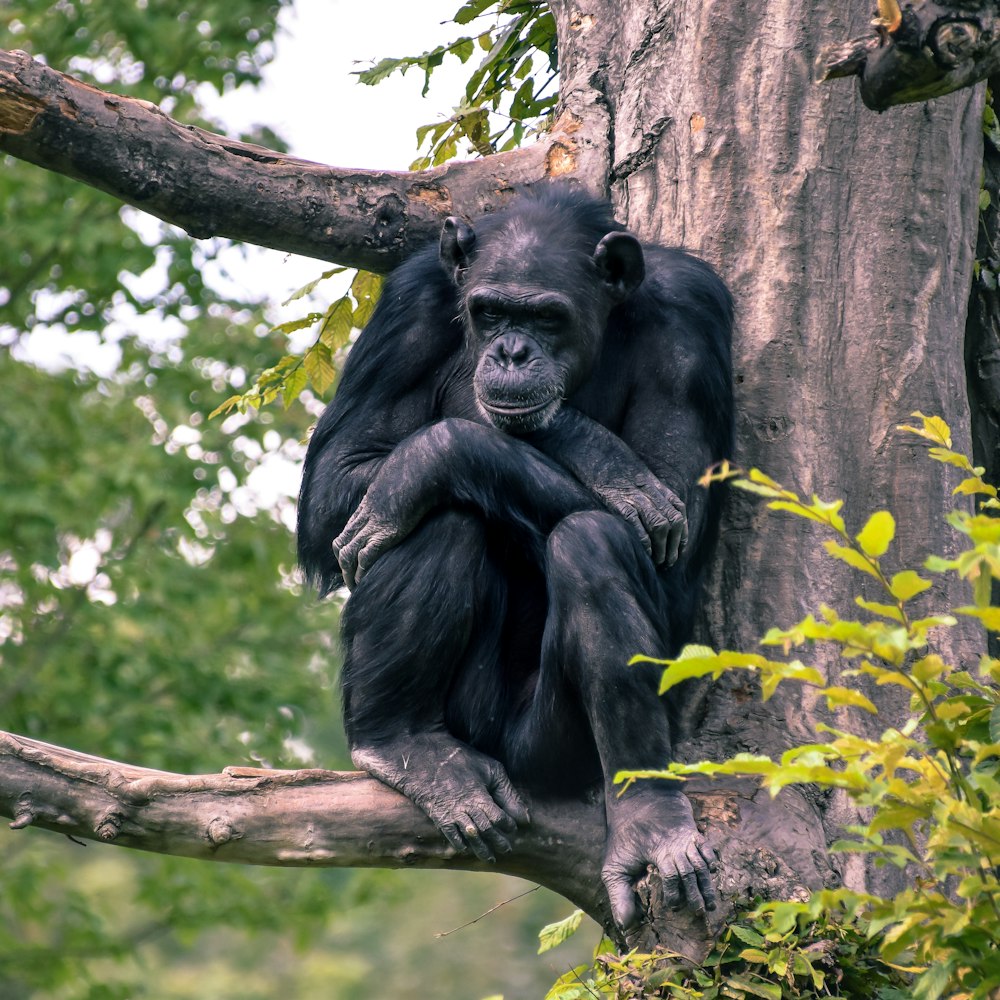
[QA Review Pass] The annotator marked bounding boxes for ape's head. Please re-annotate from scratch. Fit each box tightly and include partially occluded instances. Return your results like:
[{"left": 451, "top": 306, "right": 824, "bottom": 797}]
[{"left": 440, "top": 195, "right": 645, "bottom": 434}]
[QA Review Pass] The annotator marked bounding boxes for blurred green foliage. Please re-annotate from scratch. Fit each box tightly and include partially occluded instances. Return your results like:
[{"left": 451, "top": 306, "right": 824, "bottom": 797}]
[{"left": 0, "top": 2, "right": 587, "bottom": 997}]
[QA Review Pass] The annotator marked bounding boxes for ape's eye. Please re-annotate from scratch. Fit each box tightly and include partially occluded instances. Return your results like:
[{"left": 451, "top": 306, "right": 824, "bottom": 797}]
[{"left": 478, "top": 305, "right": 502, "bottom": 322}]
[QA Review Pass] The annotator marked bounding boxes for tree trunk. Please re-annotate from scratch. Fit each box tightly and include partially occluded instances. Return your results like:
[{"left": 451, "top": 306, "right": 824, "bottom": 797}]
[{"left": 0, "top": 0, "right": 989, "bottom": 960}]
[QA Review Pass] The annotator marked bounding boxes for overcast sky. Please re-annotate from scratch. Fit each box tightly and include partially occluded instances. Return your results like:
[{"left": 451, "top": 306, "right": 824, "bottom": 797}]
[{"left": 201, "top": 0, "right": 475, "bottom": 301}]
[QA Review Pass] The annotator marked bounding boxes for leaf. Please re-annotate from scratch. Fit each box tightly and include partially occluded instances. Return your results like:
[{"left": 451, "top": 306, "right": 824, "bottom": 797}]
[
  {"left": 281, "top": 365, "right": 308, "bottom": 410},
  {"left": 303, "top": 343, "right": 336, "bottom": 396},
  {"left": 897, "top": 412, "right": 952, "bottom": 448},
  {"left": 821, "top": 686, "right": 878, "bottom": 714},
  {"left": 911, "top": 960, "right": 955, "bottom": 1000},
  {"left": 856, "top": 511, "right": 895, "bottom": 558},
  {"left": 281, "top": 267, "right": 346, "bottom": 305},
  {"left": 538, "top": 909, "right": 584, "bottom": 954},
  {"left": 318, "top": 297, "right": 356, "bottom": 351},
  {"left": 889, "top": 570, "right": 931, "bottom": 602},
  {"left": 956, "top": 606, "right": 1000, "bottom": 632},
  {"left": 822, "top": 540, "right": 882, "bottom": 581},
  {"left": 725, "top": 976, "right": 782, "bottom": 1000},
  {"left": 991, "top": 705, "right": 1000, "bottom": 743},
  {"left": 728, "top": 924, "right": 767, "bottom": 948}
]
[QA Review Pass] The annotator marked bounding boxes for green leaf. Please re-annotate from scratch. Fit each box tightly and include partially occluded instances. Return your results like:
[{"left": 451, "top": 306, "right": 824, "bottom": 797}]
[
  {"left": 728, "top": 924, "right": 767, "bottom": 947},
  {"left": 912, "top": 960, "right": 955, "bottom": 1000},
  {"left": 991, "top": 705, "right": 1000, "bottom": 743},
  {"left": 537, "top": 909, "right": 584, "bottom": 954},
  {"left": 725, "top": 976, "right": 782, "bottom": 1000}
]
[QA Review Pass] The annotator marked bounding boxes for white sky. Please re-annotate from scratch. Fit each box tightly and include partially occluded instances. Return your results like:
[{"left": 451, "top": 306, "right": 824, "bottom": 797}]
[{"left": 202, "top": 0, "right": 475, "bottom": 301}]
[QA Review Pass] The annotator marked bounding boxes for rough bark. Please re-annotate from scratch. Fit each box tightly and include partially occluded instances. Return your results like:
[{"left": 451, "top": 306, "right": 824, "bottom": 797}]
[
  {"left": 0, "top": 37, "right": 605, "bottom": 273},
  {"left": 817, "top": 1, "right": 1000, "bottom": 110},
  {"left": 0, "top": 730, "right": 834, "bottom": 963},
  {"left": 0, "top": 0, "right": 990, "bottom": 960}
]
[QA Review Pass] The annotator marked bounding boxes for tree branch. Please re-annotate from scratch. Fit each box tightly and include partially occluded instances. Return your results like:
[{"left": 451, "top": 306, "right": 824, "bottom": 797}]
[
  {"left": 0, "top": 729, "right": 839, "bottom": 964},
  {"left": 816, "top": 2, "right": 1000, "bottom": 110},
  {"left": 0, "top": 48, "right": 594, "bottom": 274}
]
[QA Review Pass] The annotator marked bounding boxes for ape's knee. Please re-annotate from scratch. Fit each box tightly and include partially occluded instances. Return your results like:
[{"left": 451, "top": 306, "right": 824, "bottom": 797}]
[{"left": 546, "top": 511, "right": 640, "bottom": 589}]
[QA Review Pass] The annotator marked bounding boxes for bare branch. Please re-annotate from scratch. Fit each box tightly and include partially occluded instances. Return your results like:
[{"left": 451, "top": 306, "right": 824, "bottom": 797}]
[
  {"left": 0, "top": 729, "right": 838, "bottom": 963},
  {"left": 816, "top": 2, "right": 1000, "bottom": 110},
  {"left": 0, "top": 49, "right": 592, "bottom": 273}
]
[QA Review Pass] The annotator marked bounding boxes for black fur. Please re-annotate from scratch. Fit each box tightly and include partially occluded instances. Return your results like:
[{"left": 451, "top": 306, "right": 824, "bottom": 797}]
[{"left": 297, "top": 187, "right": 733, "bottom": 926}]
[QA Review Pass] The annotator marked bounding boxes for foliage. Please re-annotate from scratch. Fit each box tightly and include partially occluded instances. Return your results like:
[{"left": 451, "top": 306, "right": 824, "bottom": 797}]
[
  {"left": 539, "top": 911, "right": 906, "bottom": 999},
  {"left": 0, "top": 0, "right": 289, "bottom": 337},
  {"left": 356, "top": 0, "right": 557, "bottom": 168},
  {"left": 209, "top": 268, "right": 383, "bottom": 417},
  {"left": 542, "top": 413, "right": 1000, "bottom": 998}
]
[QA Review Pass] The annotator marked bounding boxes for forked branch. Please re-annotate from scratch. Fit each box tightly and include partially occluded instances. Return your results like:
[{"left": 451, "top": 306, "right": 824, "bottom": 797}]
[{"left": 817, "top": 1, "right": 1000, "bottom": 110}]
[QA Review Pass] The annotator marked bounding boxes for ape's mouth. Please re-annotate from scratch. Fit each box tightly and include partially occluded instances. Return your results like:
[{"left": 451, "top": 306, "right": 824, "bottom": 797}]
[
  {"left": 478, "top": 395, "right": 561, "bottom": 434},
  {"left": 480, "top": 399, "right": 552, "bottom": 417}
]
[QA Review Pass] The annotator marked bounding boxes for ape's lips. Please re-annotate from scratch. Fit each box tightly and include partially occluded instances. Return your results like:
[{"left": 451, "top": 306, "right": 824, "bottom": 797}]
[{"left": 480, "top": 399, "right": 552, "bottom": 417}]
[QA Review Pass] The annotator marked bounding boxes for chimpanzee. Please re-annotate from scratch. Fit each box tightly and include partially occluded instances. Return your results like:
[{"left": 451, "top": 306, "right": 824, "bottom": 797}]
[{"left": 297, "top": 187, "right": 733, "bottom": 930}]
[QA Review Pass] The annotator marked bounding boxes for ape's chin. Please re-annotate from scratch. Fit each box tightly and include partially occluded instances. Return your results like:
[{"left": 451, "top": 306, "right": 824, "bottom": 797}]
[{"left": 478, "top": 396, "right": 561, "bottom": 435}]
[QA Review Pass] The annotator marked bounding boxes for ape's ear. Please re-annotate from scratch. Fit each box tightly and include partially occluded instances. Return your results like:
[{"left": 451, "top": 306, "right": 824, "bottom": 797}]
[
  {"left": 594, "top": 232, "right": 645, "bottom": 302},
  {"left": 440, "top": 217, "right": 477, "bottom": 283}
]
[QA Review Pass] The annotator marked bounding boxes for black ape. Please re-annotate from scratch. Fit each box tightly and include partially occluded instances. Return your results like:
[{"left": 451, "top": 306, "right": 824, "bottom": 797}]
[{"left": 297, "top": 188, "right": 733, "bottom": 929}]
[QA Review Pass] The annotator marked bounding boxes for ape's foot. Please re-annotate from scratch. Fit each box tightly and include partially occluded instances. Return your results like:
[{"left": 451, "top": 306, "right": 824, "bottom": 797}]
[
  {"left": 352, "top": 734, "right": 530, "bottom": 861},
  {"left": 601, "top": 787, "right": 718, "bottom": 930}
]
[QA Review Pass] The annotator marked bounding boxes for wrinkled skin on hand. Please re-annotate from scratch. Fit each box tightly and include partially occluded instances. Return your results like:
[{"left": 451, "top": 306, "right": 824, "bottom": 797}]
[
  {"left": 333, "top": 464, "right": 436, "bottom": 589},
  {"left": 590, "top": 477, "right": 687, "bottom": 567},
  {"left": 601, "top": 787, "right": 717, "bottom": 931},
  {"left": 351, "top": 734, "right": 531, "bottom": 862}
]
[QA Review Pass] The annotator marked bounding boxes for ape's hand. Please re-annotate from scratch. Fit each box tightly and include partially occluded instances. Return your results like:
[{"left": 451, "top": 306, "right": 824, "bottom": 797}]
[
  {"left": 589, "top": 476, "right": 687, "bottom": 566},
  {"left": 334, "top": 478, "right": 428, "bottom": 589},
  {"left": 525, "top": 408, "right": 688, "bottom": 565},
  {"left": 601, "top": 787, "right": 717, "bottom": 931}
]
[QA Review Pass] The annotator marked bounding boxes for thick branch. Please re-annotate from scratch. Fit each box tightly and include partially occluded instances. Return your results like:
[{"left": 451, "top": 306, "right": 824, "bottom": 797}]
[
  {"left": 0, "top": 49, "right": 595, "bottom": 273},
  {"left": 816, "top": 2, "right": 1000, "bottom": 110},
  {"left": 0, "top": 730, "right": 839, "bottom": 964}
]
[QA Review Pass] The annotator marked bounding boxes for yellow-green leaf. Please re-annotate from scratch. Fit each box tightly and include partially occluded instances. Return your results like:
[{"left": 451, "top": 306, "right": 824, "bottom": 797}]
[
  {"left": 538, "top": 909, "right": 584, "bottom": 954},
  {"left": 821, "top": 686, "right": 878, "bottom": 713},
  {"left": 822, "top": 541, "right": 881, "bottom": 581},
  {"left": 304, "top": 343, "right": 337, "bottom": 396},
  {"left": 897, "top": 412, "right": 951, "bottom": 448},
  {"left": 856, "top": 511, "right": 895, "bottom": 558},
  {"left": 956, "top": 606, "right": 1000, "bottom": 632},
  {"left": 889, "top": 570, "right": 931, "bottom": 602}
]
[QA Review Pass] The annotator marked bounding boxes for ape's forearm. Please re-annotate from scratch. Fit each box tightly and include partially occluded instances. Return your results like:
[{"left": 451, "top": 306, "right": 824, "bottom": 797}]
[{"left": 378, "top": 417, "right": 597, "bottom": 533}]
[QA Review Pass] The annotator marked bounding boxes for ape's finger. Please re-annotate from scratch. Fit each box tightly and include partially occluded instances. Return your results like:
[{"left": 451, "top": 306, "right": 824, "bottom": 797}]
[
  {"left": 666, "top": 523, "right": 683, "bottom": 566},
  {"left": 459, "top": 813, "right": 497, "bottom": 863},
  {"left": 659, "top": 865, "right": 684, "bottom": 910},
  {"left": 678, "top": 863, "right": 705, "bottom": 915},
  {"left": 603, "top": 870, "right": 640, "bottom": 932},
  {"left": 692, "top": 851, "right": 717, "bottom": 912},
  {"left": 438, "top": 822, "right": 468, "bottom": 855}
]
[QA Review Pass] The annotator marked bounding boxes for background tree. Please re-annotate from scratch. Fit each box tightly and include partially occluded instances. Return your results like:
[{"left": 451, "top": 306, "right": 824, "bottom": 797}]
[
  {"left": 0, "top": 0, "right": 995, "bottom": 992},
  {"left": 0, "top": 2, "right": 593, "bottom": 996}
]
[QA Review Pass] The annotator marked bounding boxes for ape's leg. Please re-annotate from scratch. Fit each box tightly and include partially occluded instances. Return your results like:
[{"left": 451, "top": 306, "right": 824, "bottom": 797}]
[
  {"left": 506, "top": 511, "right": 717, "bottom": 927},
  {"left": 341, "top": 509, "right": 529, "bottom": 861}
]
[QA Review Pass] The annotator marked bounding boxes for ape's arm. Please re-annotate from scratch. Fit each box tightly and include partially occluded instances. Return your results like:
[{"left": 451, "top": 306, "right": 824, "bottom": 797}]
[
  {"left": 525, "top": 408, "right": 688, "bottom": 566},
  {"left": 333, "top": 417, "right": 596, "bottom": 588}
]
